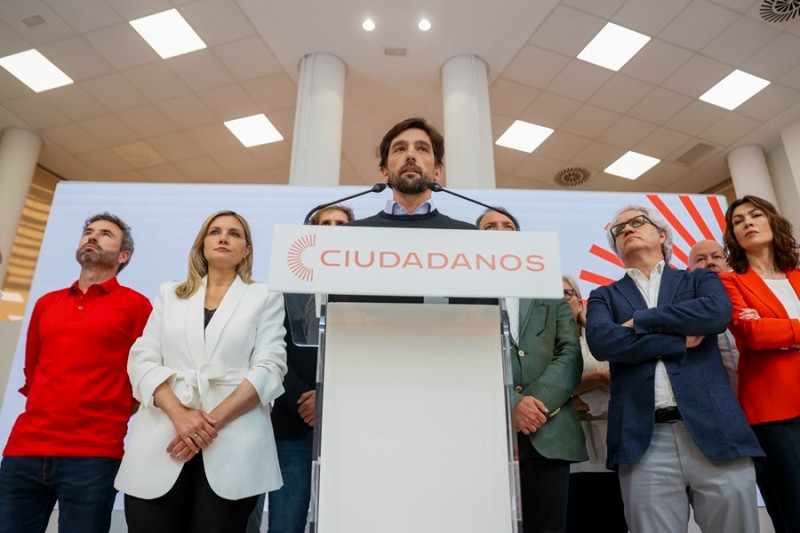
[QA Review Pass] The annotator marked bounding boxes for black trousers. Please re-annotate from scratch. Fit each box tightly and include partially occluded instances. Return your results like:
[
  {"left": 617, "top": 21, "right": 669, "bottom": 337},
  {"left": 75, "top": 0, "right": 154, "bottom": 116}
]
[
  {"left": 565, "top": 472, "right": 627, "bottom": 533},
  {"left": 752, "top": 416, "right": 800, "bottom": 533},
  {"left": 124, "top": 453, "right": 259, "bottom": 533},
  {"left": 518, "top": 434, "right": 570, "bottom": 533}
]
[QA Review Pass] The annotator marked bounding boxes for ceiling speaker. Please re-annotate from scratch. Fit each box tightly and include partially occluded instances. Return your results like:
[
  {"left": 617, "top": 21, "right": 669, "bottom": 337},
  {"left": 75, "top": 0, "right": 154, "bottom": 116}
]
[{"left": 760, "top": 0, "right": 800, "bottom": 23}]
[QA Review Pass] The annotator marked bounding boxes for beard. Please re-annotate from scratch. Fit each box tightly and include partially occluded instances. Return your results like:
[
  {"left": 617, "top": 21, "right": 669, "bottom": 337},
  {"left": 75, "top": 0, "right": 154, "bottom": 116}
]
[
  {"left": 75, "top": 244, "right": 120, "bottom": 270},
  {"left": 386, "top": 164, "right": 433, "bottom": 195}
]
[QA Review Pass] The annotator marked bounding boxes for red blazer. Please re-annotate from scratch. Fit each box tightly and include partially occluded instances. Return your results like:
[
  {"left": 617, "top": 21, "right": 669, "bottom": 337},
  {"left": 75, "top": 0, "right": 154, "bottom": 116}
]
[{"left": 720, "top": 268, "right": 800, "bottom": 425}]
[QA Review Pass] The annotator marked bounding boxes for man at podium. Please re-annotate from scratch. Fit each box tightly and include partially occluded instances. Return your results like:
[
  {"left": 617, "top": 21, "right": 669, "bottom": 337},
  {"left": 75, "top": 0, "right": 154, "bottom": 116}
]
[{"left": 348, "top": 117, "right": 474, "bottom": 230}]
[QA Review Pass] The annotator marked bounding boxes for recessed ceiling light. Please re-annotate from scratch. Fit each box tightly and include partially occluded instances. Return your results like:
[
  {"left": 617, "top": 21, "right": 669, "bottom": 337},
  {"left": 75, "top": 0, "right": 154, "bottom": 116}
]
[
  {"left": 224, "top": 114, "right": 283, "bottom": 148},
  {"left": 362, "top": 18, "right": 375, "bottom": 31},
  {"left": 495, "top": 120, "right": 554, "bottom": 153},
  {"left": 577, "top": 22, "right": 650, "bottom": 71},
  {"left": 130, "top": 9, "right": 206, "bottom": 59},
  {"left": 699, "top": 69, "right": 770, "bottom": 111},
  {"left": 605, "top": 151, "right": 660, "bottom": 180},
  {"left": 0, "top": 49, "right": 73, "bottom": 92},
  {"left": 418, "top": 18, "right": 431, "bottom": 31}
]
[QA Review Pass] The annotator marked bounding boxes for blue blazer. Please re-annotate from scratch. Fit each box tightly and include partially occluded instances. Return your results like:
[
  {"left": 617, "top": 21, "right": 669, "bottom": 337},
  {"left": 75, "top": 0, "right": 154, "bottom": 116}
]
[{"left": 585, "top": 266, "right": 763, "bottom": 469}]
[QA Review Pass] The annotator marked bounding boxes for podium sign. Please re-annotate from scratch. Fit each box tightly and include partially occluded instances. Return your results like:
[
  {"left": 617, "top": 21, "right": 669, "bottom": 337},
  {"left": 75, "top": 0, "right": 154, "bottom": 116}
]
[{"left": 269, "top": 225, "right": 562, "bottom": 298}]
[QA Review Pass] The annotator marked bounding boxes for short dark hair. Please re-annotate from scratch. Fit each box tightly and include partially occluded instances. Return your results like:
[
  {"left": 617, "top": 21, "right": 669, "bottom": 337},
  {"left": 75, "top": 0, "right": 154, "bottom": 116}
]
[
  {"left": 724, "top": 195, "right": 800, "bottom": 274},
  {"left": 476, "top": 207, "right": 520, "bottom": 231},
  {"left": 84, "top": 212, "right": 134, "bottom": 272},
  {"left": 379, "top": 117, "right": 444, "bottom": 169}
]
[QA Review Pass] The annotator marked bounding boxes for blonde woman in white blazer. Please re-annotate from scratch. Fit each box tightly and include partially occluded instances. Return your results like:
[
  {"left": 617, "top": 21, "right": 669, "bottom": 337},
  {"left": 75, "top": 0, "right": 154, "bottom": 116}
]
[{"left": 115, "top": 210, "right": 287, "bottom": 533}]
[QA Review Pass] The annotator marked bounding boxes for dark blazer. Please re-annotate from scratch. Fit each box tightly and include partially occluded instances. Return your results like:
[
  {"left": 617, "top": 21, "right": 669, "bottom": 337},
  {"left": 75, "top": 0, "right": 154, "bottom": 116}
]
[
  {"left": 514, "top": 298, "right": 587, "bottom": 462},
  {"left": 272, "top": 295, "right": 318, "bottom": 440},
  {"left": 586, "top": 266, "right": 763, "bottom": 469},
  {"left": 720, "top": 268, "right": 800, "bottom": 425}
]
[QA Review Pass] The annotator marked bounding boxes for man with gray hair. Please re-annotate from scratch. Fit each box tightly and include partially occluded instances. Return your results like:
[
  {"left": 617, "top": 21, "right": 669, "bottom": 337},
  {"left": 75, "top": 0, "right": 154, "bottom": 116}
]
[
  {"left": 0, "top": 212, "right": 152, "bottom": 533},
  {"left": 585, "top": 205, "right": 763, "bottom": 532}
]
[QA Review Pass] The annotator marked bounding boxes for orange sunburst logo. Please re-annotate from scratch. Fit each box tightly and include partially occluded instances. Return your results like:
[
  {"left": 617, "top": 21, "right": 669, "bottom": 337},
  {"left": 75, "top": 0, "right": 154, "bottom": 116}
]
[
  {"left": 579, "top": 194, "right": 727, "bottom": 288},
  {"left": 287, "top": 234, "right": 316, "bottom": 282}
]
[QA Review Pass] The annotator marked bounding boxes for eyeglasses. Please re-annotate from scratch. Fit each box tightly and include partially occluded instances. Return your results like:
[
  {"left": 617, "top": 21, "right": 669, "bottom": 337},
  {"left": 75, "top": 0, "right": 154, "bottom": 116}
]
[
  {"left": 563, "top": 289, "right": 577, "bottom": 300},
  {"left": 609, "top": 214, "right": 657, "bottom": 238}
]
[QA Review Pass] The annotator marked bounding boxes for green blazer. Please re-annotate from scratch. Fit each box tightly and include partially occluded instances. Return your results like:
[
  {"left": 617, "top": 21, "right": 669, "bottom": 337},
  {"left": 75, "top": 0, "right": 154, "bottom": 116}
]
[{"left": 513, "top": 298, "right": 588, "bottom": 462}]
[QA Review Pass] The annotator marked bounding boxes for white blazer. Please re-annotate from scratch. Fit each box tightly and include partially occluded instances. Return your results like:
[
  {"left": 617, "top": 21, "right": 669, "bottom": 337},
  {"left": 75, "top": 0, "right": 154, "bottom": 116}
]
[{"left": 115, "top": 277, "right": 287, "bottom": 500}]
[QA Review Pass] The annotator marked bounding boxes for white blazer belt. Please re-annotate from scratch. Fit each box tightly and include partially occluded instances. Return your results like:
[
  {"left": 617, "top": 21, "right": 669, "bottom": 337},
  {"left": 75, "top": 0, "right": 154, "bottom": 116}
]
[{"left": 174, "top": 361, "right": 249, "bottom": 406}]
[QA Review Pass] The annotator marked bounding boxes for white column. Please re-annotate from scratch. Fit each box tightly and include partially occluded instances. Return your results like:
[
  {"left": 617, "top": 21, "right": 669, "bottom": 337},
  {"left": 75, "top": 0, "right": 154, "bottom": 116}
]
[
  {"left": 0, "top": 128, "right": 42, "bottom": 288},
  {"left": 289, "top": 53, "right": 346, "bottom": 186},
  {"left": 726, "top": 145, "right": 777, "bottom": 205},
  {"left": 781, "top": 121, "right": 800, "bottom": 194},
  {"left": 441, "top": 54, "right": 496, "bottom": 189}
]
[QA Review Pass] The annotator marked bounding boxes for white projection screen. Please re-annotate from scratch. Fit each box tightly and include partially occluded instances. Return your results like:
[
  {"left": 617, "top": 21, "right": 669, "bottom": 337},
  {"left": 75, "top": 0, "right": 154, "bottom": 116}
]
[{"left": 0, "top": 182, "right": 729, "bottom": 513}]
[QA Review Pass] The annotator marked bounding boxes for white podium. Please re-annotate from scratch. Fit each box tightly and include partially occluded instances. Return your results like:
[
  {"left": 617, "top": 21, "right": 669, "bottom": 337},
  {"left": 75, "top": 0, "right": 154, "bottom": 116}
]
[{"left": 270, "top": 225, "right": 564, "bottom": 533}]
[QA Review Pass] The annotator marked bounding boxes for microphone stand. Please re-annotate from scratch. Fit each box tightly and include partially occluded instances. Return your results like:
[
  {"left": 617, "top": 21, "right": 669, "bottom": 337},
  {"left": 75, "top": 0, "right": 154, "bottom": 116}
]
[
  {"left": 303, "top": 183, "right": 387, "bottom": 225},
  {"left": 426, "top": 183, "right": 502, "bottom": 214}
]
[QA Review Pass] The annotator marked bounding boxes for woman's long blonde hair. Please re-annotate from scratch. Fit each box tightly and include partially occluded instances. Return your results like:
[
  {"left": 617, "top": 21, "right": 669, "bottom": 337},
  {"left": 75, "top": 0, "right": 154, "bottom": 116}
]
[{"left": 175, "top": 210, "right": 254, "bottom": 299}]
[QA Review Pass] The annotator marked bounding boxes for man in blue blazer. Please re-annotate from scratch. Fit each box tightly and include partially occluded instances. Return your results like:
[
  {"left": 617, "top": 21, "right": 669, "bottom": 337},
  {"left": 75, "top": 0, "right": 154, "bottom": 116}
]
[{"left": 586, "top": 205, "right": 763, "bottom": 533}]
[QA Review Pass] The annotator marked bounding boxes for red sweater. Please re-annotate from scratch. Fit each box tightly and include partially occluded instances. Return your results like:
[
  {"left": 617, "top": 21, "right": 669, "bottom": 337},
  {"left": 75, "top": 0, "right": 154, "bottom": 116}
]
[{"left": 3, "top": 277, "right": 152, "bottom": 459}]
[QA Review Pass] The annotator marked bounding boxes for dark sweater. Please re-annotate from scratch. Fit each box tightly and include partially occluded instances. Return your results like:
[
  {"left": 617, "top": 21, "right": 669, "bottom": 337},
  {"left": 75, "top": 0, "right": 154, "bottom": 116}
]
[{"left": 348, "top": 210, "right": 476, "bottom": 230}]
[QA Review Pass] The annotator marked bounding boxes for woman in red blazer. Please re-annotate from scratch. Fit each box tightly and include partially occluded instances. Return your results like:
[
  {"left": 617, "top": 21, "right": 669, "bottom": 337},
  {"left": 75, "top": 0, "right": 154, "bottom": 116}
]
[{"left": 720, "top": 195, "right": 800, "bottom": 533}]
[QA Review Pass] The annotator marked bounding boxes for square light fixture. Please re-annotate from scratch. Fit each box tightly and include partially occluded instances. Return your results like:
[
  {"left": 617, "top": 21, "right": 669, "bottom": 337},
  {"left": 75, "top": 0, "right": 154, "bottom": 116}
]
[
  {"left": 495, "top": 120, "right": 554, "bottom": 153},
  {"left": 0, "top": 49, "right": 73, "bottom": 92},
  {"left": 605, "top": 151, "right": 660, "bottom": 180},
  {"left": 224, "top": 114, "right": 283, "bottom": 147},
  {"left": 699, "top": 69, "right": 770, "bottom": 110},
  {"left": 577, "top": 22, "right": 650, "bottom": 71},
  {"left": 130, "top": 9, "right": 206, "bottom": 59}
]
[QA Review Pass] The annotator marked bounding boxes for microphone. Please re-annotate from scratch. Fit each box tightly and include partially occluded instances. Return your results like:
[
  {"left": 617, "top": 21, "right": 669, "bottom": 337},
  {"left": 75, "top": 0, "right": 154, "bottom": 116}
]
[
  {"left": 426, "top": 182, "right": 500, "bottom": 213},
  {"left": 303, "top": 183, "right": 387, "bottom": 225}
]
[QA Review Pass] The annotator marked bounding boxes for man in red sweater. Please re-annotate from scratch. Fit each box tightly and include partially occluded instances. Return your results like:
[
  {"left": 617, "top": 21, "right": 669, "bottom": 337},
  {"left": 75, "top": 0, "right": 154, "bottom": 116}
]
[{"left": 0, "top": 212, "right": 152, "bottom": 533}]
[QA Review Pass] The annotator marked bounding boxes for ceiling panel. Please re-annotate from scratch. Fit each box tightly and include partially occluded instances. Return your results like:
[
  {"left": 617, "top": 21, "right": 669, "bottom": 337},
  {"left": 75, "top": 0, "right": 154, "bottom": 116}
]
[
  {"left": 741, "top": 33, "right": 800, "bottom": 80},
  {"left": 43, "top": 0, "right": 123, "bottom": 33},
  {"left": 78, "top": 114, "right": 140, "bottom": 146},
  {"left": 620, "top": 38, "right": 693, "bottom": 85},
  {"left": 598, "top": 116, "right": 658, "bottom": 147},
  {"left": 658, "top": 0, "right": 740, "bottom": 51},
  {"left": 123, "top": 61, "right": 191, "bottom": 102},
  {"left": 39, "top": 36, "right": 115, "bottom": 81},
  {"left": 661, "top": 54, "right": 732, "bottom": 98},
  {"left": 529, "top": 4, "right": 606, "bottom": 56},
  {"left": 82, "top": 73, "right": 149, "bottom": 111},
  {"left": 500, "top": 45, "right": 571, "bottom": 90},
  {"left": 155, "top": 94, "right": 217, "bottom": 129},
  {"left": 561, "top": 104, "right": 621, "bottom": 137},
  {"left": 518, "top": 91, "right": 582, "bottom": 129},
  {"left": 700, "top": 14, "right": 781, "bottom": 65},
  {"left": 588, "top": 74, "right": 655, "bottom": 113},
  {"left": 489, "top": 78, "right": 541, "bottom": 118},
  {"left": 42, "top": 123, "right": 101, "bottom": 154},
  {"left": 664, "top": 100, "right": 728, "bottom": 136},
  {"left": 83, "top": 22, "right": 159, "bottom": 70},
  {"left": 627, "top": 87, "right": 692, "bottom": 125},
  {"left": 562, "top": 0, "right": 627, "bottom": 18},
  {"left": 212, "top": 36, "right": 283, "bottom": 82},
  {"left": 546, "top": 60, "right": 614, "bottom": 101},
  {"left": 634, "top": 127, "right": 694, "bottom": 158},
  {"left": 612, "top": 0, "right": 691, "bottom": 35},
  {"left": 42, "top": 85, "right": 106, "bottom": 121},
  {"left": 699, "top": 112, "right": 762, "bottom": 145},
  {"left": 3, "top": 95, "right": 71, "bottom": 129}
]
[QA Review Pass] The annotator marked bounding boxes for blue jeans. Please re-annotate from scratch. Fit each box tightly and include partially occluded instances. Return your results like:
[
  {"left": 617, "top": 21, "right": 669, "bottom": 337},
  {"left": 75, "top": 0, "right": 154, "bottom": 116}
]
[
  {"left": 267, "top": 432, "right": 313, "bottom": 533},
  {"left": 0, "top": 456, "right": 120, "bottom": 533}
]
